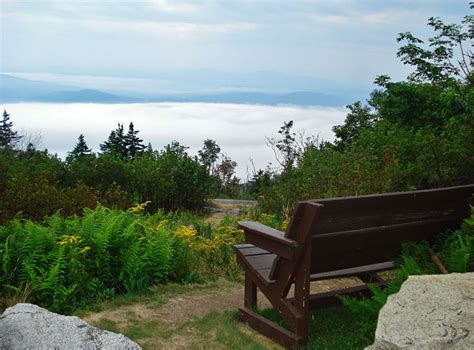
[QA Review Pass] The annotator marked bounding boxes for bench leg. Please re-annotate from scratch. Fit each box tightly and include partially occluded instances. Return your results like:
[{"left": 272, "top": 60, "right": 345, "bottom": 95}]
[
  {"left": 244, "top": 272, "right": 257, "bottom": 309},
  {"left": 238, "top": 306, "right": 304, "bottom": 349},
  {"left": 294, "top": 244, "right": 311, "bottom": 343}
]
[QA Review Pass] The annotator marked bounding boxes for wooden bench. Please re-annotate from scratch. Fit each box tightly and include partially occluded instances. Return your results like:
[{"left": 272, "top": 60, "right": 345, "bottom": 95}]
[{"left": 234, "top": 184, "right": 474, "bottom": 348}]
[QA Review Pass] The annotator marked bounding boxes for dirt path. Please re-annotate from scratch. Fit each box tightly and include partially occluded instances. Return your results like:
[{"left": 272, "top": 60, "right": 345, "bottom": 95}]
[
  {"left": 81, "top": 279, "right": 282, "bottom": 349},
  {"left": 204, "top": 199, "right": 256, "bottom": 224}
]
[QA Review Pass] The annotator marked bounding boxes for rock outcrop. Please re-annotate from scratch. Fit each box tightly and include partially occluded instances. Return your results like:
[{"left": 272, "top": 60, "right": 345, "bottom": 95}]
[
  {"left": 368, "top": 273, "right": 474, "bottom": 349},
  {"left": 0, "top": 303, "right": 142, "bottom": 349}
]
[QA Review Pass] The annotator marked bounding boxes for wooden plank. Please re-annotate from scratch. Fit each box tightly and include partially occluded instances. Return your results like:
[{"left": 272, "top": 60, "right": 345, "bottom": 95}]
[
  {"left": 308, "top": 185, "right": 473, "bottom": 234},
  {"left": 307, "top": 284, "right": 382, "bottom": 309},
  {"left": 310, "top": 216, "right": 460, "bottom": 273},
  {"left": 244, "top": 234, "right": 296, "bottom": 261},
  {"left": 270, "top": 202, "right": 322, "bottom": 281},
  {"left": 285, "top": 283, "right": 384, "bottom": 309},
  {"left": 239, "top": 221, "right": 297, "bottom": 246},
  {"left": 238, "top": 307, "right": 303, "bottom": 349},
  {"left": 309, "top": 261, "right": 395, "bottom": 281},
  {"left": 234, "top": 243, "right": 254, "bottom": 249},
  {"left": 256, "top": 268, "right": 272, "bottom": 282},
  {"left": 239, "top": 246, "right": 271, "bottom": 256},
  {"left": 239, "top": 221, "right": 298, "bottom": 260},
  {"left": 244, "top": 272, "right": 257, "bottom": 308},
  {"left": 309, "top": 184, "right": 474, "bottom": 210},
  {"left": 245, "top": 254, "right": 276, "bottom": 270}
]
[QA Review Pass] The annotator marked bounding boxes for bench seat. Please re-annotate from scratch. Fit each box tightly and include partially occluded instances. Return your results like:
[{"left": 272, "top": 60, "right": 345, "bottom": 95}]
[{"left": 235, "top": 243, "right": 396, "bottom": 284}]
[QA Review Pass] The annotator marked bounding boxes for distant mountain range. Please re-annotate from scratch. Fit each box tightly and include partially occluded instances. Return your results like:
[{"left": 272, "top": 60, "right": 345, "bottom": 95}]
[{"left": 0, "top": 74, "right": 347, "bottom": 106}]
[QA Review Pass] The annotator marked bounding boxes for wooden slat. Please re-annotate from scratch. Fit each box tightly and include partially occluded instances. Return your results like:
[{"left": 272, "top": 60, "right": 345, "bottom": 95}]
[
  {"left": 239, "top": 221, "right": 298, "bottom": 260},
  {"left": 310, "top": 185, "right": 473, "bottom": 234},
  {"left": 234, "top": 243, "right": 254, "bottom": 249},
  {"left": 306, "top": 283, "right": 384, "bottom": 309},
  {"left": 310, "top": 184, "right": 474, "bottom": 209},
  {"left": 238, "top": 307, "right": 303, "bottom": 349},
  {"left": 309, "top": 261, "right": 395, "bottom": 281},
  {"left": 310, "top": 216, "right": 460, "bottom": 273},
  {"left": 239, "top": 221, "right": 296, "bottom": 246},
  {"left": 285, "top": 283, "right": 384, "bottom": 309},
  {"left": 238, "top": 246, "right": 271, "bottom": 256},
  {"left": 258, "top": 261, "right": 395, "bottom": 283},
  {"left": 245, "top": 254, "right": 275, "bottom": 270}
]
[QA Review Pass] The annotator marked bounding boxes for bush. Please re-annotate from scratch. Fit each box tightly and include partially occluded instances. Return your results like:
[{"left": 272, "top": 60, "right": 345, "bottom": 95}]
[
  {"left": 0, "top": 204, "right": 245, "bottom": 313},
  {"left": 341, "top": 209, "right": 474, "bottom": 345},
  {"left": 0, "top": 142, "right": 213, "bottom": 224}
]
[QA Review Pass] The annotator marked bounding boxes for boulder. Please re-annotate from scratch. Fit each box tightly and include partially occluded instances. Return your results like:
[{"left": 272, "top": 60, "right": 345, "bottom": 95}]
[
  {"left": 368, "top": 273, "right": 474, "bottom": 349},
  {"left": 0, "top": 303, "right": 141, "bottom": 349}
]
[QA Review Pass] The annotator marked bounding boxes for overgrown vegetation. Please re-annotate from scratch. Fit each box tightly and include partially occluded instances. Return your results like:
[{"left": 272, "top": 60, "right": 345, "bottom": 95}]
[
  {"left": 0, "top": 119, "right": 243, "bottom": 223},
  {"left": 340, "top": 209, "right": 474, "bottom": 345},
  {"left": 0, "top": 204, "right": 244, "bottom": 313}
]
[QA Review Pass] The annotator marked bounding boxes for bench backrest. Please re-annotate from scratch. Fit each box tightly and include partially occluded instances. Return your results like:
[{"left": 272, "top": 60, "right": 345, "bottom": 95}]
[{"left": 281, "top": 185, "right": 474, "bottom": 276}]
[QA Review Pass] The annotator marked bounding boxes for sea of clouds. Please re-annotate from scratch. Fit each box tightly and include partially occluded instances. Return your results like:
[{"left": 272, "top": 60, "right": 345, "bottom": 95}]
[{"left": 2, "top": 103, "right": 347, "bottom": 178}]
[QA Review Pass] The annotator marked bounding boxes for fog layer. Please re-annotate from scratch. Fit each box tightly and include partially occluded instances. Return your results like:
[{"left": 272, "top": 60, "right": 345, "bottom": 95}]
[{"left": 3, "top": 103, "right": 347, "bottom": 178}]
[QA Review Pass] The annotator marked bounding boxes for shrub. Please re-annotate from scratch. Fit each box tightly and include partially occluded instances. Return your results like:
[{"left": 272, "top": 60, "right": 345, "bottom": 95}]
[
  {"left": 0, "top": 204, "right": 246, "bottom": 313},
  {"left": 341, "top": 209, "right": 474, "bottom": 345}
]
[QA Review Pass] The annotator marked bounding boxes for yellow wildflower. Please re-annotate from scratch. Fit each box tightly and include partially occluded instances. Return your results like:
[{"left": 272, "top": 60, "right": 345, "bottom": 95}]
[
  {"left": 281, "top": 219, "right": 290, "bottom": 231},
  {"left": 79, "top": 246, "right": 91, "bottom": 254},
  {"left": 128, "top": 201, "right": 152, "bottom": 213},
  {"left": 58, "top": 235, "right": 82, "bottom": 246},
  {"left": 175, "top": 226, "right": 197, "bottom": 241},
  {"left": 156, "top": 220, "right": 169, "bottom": 230}
]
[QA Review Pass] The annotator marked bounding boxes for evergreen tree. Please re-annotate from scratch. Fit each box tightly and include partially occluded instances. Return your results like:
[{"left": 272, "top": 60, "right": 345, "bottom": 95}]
[
  {"left": 67, "top": 134, "right": 92, "bottom": 162},
  {"left": 0, "top": 110, "right": 22, "bottom": 148},
  {"left": 124, "top": 122, "right": 145, "bottom": 159},
  {"left": 100, "top": 123, "right": 127, "bottom": 157}
]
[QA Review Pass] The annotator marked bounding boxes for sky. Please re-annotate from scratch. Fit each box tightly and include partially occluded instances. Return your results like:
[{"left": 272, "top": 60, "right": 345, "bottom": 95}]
[{"left": 0, "top": 0, "right": 470, "bottom": 90}]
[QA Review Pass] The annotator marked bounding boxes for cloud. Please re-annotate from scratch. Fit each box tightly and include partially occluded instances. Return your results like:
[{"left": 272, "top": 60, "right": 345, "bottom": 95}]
[
  {"left": 1, "top": 11, "right": 258, "bottom": 40},
  {"left": 4, "top": 102, "right": 347, "bottom": 178},
  {"left": 307, "top": 14, "right": 350, "bottom": 25},
  {"left": 149, "top": 0, "right": 200, "bottom": 14}
]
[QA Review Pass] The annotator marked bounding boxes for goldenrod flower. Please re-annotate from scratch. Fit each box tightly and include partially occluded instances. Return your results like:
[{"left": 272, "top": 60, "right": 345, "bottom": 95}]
[
  {"left": 175, "top": 226, "right": 197, "bottom": 241},
  {"left": 156, "top": 220, "right": 169, "bottom": 230},
  {"left": 128, "top": 201, "right": 152, "bottom": 213},
  {"left": 58, "top": 235, "right": 82, "bottom": 245},
  {"left": 79, "top": 246, "right": 91, "bottom": 254}
]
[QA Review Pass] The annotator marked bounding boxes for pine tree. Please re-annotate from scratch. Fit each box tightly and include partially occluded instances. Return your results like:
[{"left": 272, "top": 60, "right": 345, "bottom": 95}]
[
  {"left": 100, "top": 123, "right": 127, "bottom": 157},
  {"left": 67, "top": 134, "right": 92, "bottom": 162},
  {"left": 124, "top": 122, "right": 145, "bottom": 159},
  {"left": 0, "top": 110, "right": 22, "bottom": 148}
]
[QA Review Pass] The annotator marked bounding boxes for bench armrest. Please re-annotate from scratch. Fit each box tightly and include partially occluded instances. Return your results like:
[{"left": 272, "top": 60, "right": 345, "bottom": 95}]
[{"left": 238, "top": 221, "right": 298, "bottom": 260}]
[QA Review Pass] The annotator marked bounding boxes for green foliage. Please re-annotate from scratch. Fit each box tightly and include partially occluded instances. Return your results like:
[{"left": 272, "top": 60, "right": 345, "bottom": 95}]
[
  {"left": 66, "top": 134, "right": 92, "bottom": 163},
  {"left": 0, "top": 206, "right": 173, "bottom": 312},
  {"left": 0, "top": 110, "right": 22, "bottom": 148},
  {"left": 341, "top": 210, "right": 474, "bottom": 344},
  {"left": 332, "top": 101, "right": 376, "bottom": 151},
  {"left": 198, "top": 139, "right": 221, "bottom": 173},
  {"left": 437, "top": 209, "right": 474, "bottom": 272},
  {"left": 255, "top": 7, "right": 473, "bottom": 216},
  {"left": 0, "top": 135, "right": 214, "bottom": 223},
  {"left": 0, "top": 204, "right": 245, "bottom": 313}
]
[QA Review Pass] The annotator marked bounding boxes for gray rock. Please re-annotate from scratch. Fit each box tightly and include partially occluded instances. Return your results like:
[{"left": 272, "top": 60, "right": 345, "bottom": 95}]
[
  {"left": 0, "top": 303, "right": 142, "bottom": 349},
  {"left": 367, "top": 273, "right": 474, "bottom": 350}
]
